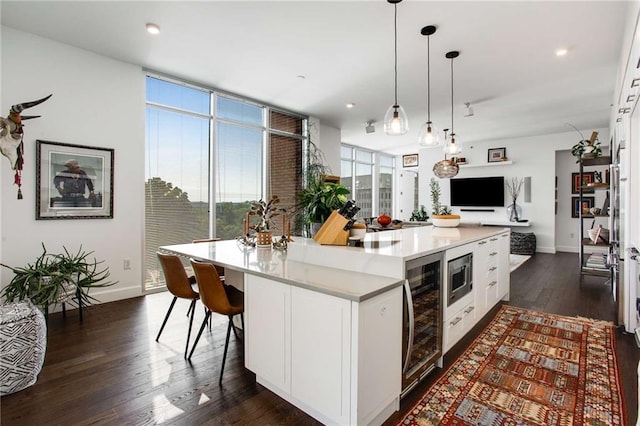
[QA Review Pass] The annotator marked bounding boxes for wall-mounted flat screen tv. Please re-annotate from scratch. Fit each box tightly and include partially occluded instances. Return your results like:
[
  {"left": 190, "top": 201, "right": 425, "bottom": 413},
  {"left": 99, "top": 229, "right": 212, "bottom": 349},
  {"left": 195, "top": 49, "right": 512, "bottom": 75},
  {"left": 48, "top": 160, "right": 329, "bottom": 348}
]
[{"left": 450, "top": 176, "right": 505, "bottom": 207}]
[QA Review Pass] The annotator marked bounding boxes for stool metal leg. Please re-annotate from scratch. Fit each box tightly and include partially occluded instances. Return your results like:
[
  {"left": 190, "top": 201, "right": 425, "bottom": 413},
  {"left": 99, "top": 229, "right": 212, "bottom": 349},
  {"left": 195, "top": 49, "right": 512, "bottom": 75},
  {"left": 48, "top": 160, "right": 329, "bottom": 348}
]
[{"left": 156, "top": 296, "right": 177, "bottom": 342}]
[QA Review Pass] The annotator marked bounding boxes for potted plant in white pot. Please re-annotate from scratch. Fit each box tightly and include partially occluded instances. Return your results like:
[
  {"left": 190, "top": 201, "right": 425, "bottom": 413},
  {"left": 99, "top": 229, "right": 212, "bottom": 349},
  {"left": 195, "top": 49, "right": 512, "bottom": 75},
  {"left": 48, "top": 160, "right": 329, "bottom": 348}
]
[{"left": 430, "top": 178, "right": 460, "bottom": 227}]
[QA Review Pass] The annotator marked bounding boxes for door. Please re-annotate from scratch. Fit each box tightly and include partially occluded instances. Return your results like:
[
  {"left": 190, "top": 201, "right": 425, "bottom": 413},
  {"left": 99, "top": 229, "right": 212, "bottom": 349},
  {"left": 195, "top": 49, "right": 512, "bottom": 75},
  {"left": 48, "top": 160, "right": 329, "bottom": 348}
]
[{"left": 398, "top": 170, "right": 418, "bottom": 221}]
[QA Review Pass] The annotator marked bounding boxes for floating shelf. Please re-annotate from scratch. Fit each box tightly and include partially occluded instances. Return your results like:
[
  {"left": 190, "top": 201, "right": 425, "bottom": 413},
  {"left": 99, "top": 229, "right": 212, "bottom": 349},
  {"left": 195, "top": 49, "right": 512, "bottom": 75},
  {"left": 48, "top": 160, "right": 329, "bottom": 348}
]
[
  {"left": 458, "top": 161, "right": 513, "bottom": 168},
  {"left": 581, "top": 237, "right": 609, "bottom": 247}
]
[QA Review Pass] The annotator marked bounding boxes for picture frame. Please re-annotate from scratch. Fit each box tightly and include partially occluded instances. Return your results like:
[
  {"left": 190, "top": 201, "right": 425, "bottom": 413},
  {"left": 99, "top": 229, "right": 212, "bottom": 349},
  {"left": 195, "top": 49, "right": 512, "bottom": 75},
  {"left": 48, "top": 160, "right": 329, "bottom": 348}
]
[
  {"left": 571, "top": 172, "right": 594, "bottom": 194},
  {"left": 571, "top": 196, "right": 594, "bottom": 218},
  {"left": 403, "top": 154, "right": 418, "bottom": 167},
  {"left": 36, "top": 140, "right": 114, "bottom": 220},
  {"left": 487, "top": 147, "right": 506, "bottom": 163}
]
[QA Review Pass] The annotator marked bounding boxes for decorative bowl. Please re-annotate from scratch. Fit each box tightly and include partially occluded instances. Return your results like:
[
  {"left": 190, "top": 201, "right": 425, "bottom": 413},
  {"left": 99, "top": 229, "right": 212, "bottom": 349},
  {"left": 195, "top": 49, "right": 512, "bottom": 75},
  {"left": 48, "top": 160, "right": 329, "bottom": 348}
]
[{"left": 431, "top": 215, "right": 461, "bottom": 228}]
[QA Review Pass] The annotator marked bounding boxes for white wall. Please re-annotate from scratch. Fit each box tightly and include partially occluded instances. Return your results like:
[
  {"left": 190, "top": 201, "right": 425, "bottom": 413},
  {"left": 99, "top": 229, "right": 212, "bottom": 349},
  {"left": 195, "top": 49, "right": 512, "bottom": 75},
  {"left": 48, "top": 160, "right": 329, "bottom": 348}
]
[
  {"left": 308, "top": 117, "right": 341, "bottom": 177},
  {"left": 1, "top": 27, "right": 146, "bottom": 304},
  {"left": 405, "top": 127, "right": 609, "bottom": 253}
]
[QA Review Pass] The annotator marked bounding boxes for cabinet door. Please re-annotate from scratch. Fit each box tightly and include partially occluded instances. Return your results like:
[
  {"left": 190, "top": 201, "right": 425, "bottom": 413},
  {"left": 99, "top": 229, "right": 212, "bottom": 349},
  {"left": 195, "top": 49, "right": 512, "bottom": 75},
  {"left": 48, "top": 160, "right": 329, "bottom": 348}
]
[
  {"left": 473, "top": 237, "right": 497, "bottom": 318},
  {"left": 291, "top": 286, "right": 351, "bottom": 425},
  {"left": 498, "top": 232, "right": 510, "bottom": 300},
  {"left": 245, "top": 274, "right": 291, "bottom": 393}
]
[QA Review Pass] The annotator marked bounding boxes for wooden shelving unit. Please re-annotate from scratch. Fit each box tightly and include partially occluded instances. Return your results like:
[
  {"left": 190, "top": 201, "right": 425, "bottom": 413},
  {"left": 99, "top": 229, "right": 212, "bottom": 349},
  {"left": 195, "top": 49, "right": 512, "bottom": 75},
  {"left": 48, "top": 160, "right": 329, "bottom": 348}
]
[{"left": 578, "top": 156, "right": 612, "bottom": 283}]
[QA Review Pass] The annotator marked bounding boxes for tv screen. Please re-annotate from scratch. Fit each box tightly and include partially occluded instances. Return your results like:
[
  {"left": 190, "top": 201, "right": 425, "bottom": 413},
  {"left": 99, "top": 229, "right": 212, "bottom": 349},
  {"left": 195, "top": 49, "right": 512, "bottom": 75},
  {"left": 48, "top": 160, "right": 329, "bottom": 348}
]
[{"left": 450, "top": 176, "right": 505, "bottom": 207}]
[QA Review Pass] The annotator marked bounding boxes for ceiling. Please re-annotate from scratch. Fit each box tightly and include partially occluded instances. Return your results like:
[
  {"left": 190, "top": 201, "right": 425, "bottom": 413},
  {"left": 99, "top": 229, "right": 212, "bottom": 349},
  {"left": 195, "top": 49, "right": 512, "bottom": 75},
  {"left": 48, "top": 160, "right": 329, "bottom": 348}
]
[{"left": 1, "top": 1, "right": 630, "bottom": 155}]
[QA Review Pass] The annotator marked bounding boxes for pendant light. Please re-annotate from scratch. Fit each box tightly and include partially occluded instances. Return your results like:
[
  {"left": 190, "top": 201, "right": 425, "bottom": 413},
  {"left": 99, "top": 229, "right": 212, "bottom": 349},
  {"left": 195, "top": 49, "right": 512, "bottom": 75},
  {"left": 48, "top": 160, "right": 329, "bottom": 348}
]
[
  {"left": 433, "top": 129, "right": 459, "bottom": 178},
  {"left": 384, "top": 0, "right": 408, "bottom": 136},
  {"left": 443, "top": 51, "right": 462, "bottom": 156},
  {"left": 433, "top": 51, "right": 460, "bottom": 179},
  {"left": 417, "top": 25, "right": 441, "bottom": 147}
]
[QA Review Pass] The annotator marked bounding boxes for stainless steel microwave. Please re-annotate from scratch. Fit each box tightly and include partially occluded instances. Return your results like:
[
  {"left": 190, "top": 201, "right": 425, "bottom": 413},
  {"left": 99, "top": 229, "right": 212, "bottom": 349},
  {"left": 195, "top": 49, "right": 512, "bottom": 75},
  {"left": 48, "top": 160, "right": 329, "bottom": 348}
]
[{"left": 447, "top": 253, "right": 473, "bottom": 306}]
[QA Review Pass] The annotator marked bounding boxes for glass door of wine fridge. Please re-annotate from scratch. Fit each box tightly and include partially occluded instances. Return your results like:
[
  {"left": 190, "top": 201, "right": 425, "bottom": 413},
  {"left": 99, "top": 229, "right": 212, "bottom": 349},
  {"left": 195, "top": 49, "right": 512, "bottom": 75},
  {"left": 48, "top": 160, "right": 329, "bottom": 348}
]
[{"left": 402, "top": 252, "right": 443, "bottom": 397}]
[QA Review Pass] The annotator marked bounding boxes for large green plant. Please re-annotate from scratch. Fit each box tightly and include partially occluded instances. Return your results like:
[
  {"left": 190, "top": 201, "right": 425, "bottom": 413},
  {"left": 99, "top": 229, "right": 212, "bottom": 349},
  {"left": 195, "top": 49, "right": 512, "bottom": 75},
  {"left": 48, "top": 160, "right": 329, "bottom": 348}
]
[
  {"left": 1, "top": 244, "right": 116, "bottom": 311},
  {"left": 295, "top": 131, "right": 349, "bottom": 231},
  {"left": 299, "top": 180, "right": 350, "bottom": 224}
]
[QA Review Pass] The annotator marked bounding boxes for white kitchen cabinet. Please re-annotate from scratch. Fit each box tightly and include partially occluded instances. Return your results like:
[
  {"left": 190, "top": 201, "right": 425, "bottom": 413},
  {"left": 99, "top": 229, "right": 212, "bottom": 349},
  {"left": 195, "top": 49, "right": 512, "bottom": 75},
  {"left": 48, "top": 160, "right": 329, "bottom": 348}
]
[
  {"left": 443, "top": 243, "right": 476, "bottom": 352},
  {"left": 474, "top": 236, "right": 500, "bottom": 318},
  {"left": 245, "top": 274, "right": 291, "bottom": 393},
  {"left": 245, "top": 274, "right": 402, "bottom": 425},
  {"left": 442, "top": 231, "right": 510, "bottom": 355},
  {"left": 291, "top": 286, "right": 351, "bottom": 424},
  {"left": 498, "top": 231, "right": 511, "bottom": 301},
  {"left": 443, "top": 293, "right": 476, "bottom": 353}
]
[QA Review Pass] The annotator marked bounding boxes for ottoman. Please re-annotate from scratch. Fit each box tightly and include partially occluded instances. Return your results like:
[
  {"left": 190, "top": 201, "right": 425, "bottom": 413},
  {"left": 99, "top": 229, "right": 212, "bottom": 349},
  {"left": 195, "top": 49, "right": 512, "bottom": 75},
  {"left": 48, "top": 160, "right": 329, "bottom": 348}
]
[
  {"left": 0, "top": 300, "right": 47, "bottom": 395},
  {"left": 510, "top": 232, "right": 536, "bottom": 255}
]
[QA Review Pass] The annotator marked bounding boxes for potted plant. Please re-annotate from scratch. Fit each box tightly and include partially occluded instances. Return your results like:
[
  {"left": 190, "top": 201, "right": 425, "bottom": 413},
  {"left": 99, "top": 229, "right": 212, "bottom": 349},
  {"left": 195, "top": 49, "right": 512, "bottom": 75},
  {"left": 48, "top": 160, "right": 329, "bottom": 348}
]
[
  {"left": 248, "top": 195, "right": 284, "bottom": 246},
  {"left": 430, "top": 178, "right": 460, "bottom": 227},
  {"left": 1, "top": 244, "right": 116, "bottom": 318},
  {"left": 297, "top": 140, "right": 350, "bottom": 235},
  {"left": 410, "top": 205, "right": 429, "bottom": 222},
  {"left": 570, "top": 129, "right": 601, "bottom": 163}
]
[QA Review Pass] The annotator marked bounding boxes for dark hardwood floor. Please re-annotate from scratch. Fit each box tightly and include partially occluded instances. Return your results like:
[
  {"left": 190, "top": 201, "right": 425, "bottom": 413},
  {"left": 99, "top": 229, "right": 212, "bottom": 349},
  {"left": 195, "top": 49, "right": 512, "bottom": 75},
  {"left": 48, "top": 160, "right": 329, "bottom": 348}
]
[{"left": 2, "top": 252, "right": 638, "bottom": 425}]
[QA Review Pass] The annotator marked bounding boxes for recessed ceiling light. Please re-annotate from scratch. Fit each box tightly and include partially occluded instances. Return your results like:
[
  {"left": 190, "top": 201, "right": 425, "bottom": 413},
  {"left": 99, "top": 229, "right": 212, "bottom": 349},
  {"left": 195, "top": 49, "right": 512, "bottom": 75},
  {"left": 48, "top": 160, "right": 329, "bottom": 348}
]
[
  {"left": 146, "top": 23, "right": 160, "bottom": 35},
  {"left": 555, "top": 48, "right": 568, "bottom": 57},
  {"left": 346, "top": 103, "right": 356, "bottom": 109}
]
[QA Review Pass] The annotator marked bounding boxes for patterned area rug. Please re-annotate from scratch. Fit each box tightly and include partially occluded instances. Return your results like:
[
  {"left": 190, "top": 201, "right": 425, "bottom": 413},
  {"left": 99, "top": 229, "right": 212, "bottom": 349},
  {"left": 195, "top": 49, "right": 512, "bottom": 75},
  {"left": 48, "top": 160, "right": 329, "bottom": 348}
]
[{"left": 399, "top": 305, "right": 626, "bottom": 426}]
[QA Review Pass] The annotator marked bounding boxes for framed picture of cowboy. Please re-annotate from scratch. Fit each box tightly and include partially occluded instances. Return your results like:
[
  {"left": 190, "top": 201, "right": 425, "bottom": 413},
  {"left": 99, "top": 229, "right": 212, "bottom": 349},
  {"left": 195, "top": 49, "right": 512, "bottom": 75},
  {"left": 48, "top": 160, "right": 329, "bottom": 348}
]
[{"left": 36, "top": 140, "right": 114, "bottom": 220}]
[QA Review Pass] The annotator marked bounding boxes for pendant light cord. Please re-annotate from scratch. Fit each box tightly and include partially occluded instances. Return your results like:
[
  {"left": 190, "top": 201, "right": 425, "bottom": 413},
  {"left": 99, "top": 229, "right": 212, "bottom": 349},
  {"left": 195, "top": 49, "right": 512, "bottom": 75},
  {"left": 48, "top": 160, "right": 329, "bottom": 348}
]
[
  {"left": 450, "top": 55, "right": 454, "bottom": 134},
  {"left": 427, "top": 35, "right": 431, "bottom": 121},
  {"left": 394, "top": 3, "right": 398, "bottom": 106}
]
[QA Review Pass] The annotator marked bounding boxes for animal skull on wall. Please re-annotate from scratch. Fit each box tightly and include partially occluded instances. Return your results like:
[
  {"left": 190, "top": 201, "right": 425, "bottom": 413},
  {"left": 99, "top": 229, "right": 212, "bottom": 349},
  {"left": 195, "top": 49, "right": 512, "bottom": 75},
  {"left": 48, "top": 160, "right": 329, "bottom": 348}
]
[{"left": 1, "top": 94, "right": 52, "bottom": 199}]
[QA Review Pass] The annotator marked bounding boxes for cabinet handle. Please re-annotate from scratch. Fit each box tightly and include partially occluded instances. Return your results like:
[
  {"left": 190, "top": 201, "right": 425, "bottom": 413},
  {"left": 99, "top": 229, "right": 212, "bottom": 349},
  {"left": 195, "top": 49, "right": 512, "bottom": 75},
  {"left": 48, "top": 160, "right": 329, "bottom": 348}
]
[
  {"left": 464, "top": 306, "right": 475, "bottom": 314},
  {"left": 489, "top": 266, "right": 497, "bottom": 272},
  {"left": 450, "top": 317, "right": 462, "bottom": 326},
  {"left": 501, "top": 234, "right": 509, "bottom": 238},
  {"left": 489, "top": 252, "right": 498, "bottom": 256},
  {"left": 490, "top": 238, "right": 498, "bottom": 242},
  {"left": 478, "top": 241, "right": 487, "bottom": 245},
  {"left": 489, "top": 281, "right": 497, "bottom": 287}
]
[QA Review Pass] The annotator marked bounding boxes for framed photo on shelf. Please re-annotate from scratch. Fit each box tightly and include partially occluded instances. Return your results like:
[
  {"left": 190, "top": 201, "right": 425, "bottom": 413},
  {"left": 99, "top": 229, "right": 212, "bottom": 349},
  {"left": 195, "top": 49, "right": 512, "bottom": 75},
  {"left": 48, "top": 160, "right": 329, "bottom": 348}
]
[
  {"left": 571, "top": 196, "right": 594, "bottom": 218},
  {"left": 571, "top": 172, "right": 594, "bottom": 194},
  {"left": 487, "top": 147, "right": 506, "bottom": 163},
  {"left": 36, "top": 140, "right": 114, "bottom": 220},
  {"left": 402, "top": 154, "right": 418, "bottom": 167}
]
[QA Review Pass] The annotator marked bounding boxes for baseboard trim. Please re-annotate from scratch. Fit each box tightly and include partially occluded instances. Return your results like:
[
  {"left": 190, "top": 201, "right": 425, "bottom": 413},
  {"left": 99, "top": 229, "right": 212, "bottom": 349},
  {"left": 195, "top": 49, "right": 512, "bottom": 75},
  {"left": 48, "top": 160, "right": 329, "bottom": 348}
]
[
  {"left": 47, "top": 285, "right": 143, "bottom": 313},
  {"left": 555, "top": 246, "right": 578, "bottom": 253}
]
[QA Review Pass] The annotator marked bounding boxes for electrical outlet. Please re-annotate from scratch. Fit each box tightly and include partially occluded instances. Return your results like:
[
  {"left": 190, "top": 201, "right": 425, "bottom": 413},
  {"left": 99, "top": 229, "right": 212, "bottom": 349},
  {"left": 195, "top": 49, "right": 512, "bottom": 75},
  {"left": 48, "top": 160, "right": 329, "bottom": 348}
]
[{"left": 123, "top": 259, "right": 131, "bottom": 270}]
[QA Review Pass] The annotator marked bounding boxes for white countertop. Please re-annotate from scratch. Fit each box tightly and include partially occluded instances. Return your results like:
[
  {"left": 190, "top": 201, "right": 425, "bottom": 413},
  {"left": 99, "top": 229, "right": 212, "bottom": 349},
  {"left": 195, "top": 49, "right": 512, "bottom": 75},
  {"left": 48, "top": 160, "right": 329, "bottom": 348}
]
[
  {"left": 160, "top": 240, "right": 404, "bottom": 302},
  {"left": 160, "top": 224, "right": 508, "bottom": 302}
]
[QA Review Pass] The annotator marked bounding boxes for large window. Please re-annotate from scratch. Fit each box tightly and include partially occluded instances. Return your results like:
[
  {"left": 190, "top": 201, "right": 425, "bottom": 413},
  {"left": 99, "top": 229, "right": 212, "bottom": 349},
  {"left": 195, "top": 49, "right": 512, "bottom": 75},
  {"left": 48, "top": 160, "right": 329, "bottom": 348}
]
[
  {"left": 340, "top": 145, "right": 395, "bottom": 220},
  {"left": 145, "top": 75, "right": 306, "bottom": 291}
]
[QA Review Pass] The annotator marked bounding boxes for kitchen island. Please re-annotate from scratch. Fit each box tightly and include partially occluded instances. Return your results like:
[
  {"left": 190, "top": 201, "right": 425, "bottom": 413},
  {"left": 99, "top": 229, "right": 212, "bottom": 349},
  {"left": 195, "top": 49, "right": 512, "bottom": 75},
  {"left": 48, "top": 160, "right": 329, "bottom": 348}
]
[{"left": 160, "top": 224, "right": 510, "bottom": 425}]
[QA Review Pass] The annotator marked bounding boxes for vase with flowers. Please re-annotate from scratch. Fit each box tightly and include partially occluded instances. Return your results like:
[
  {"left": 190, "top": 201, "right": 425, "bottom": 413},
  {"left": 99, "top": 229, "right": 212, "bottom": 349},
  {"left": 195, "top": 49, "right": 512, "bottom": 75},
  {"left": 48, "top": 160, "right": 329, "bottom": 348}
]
[{"left": 505, "top": 177, "right": 524, "bottom": 222}]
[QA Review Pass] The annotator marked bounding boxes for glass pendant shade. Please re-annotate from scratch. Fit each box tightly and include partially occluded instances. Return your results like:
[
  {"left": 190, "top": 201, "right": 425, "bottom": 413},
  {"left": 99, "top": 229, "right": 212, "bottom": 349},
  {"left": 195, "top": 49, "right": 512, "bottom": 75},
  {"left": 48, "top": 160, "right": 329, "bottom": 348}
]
[
  {"left": 433, "top": 159, "right": 459, "bottom": 178},
  {"left": 384, "top": 104, "right": 409, "bottom": 135},
  {"left": 418, "top": 121, "right": 441, "bottom": 147},
  {"left": 443, "top": 133, "right": 462, "bottom": 155}
]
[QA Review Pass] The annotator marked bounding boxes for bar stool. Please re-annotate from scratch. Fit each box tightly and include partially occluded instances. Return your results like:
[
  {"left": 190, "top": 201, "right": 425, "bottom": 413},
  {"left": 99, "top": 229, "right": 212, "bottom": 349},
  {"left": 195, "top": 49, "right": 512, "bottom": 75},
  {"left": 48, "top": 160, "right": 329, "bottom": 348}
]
[
  {"left": 187, "top": 258, "right": 244, "bottom": 385},
  {"left": 155, "top": 252, "right": 200, "bottom": 359}
]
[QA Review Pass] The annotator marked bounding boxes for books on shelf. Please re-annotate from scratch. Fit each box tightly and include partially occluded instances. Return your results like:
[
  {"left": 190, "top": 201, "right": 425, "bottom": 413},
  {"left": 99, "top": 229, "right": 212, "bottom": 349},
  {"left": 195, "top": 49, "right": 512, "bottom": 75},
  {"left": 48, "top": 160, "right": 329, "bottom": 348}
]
[{"left": 585, "top": 253, "right": 607, "bottom": 269}]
